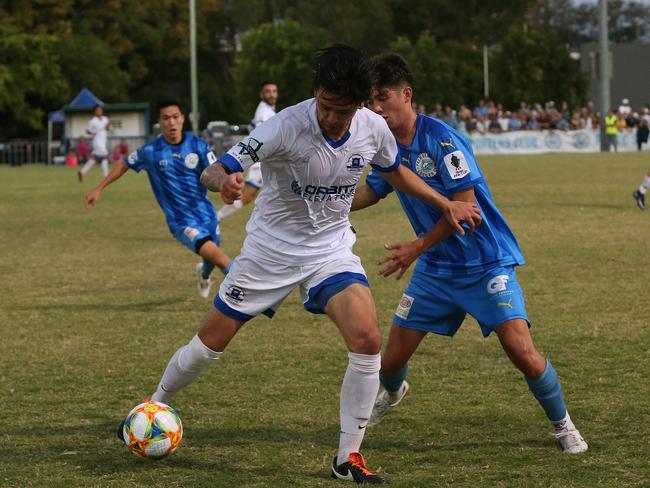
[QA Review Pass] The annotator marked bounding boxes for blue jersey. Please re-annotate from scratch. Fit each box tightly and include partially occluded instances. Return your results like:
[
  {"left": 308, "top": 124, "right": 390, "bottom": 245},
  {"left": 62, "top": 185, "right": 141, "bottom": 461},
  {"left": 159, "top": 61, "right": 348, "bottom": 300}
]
[
  {"left": 366, "top": 114, "right": 524, "bottom": 275},
  {"left": 125, "top": 132, "right": 219, "bottom": 234}
]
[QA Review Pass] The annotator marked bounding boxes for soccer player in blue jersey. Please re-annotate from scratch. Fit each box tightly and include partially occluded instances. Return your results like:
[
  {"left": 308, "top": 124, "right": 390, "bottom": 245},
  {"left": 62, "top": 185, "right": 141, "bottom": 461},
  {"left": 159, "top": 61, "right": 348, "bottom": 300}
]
[
  {"left": 85, "top": 99, "right": 231, "bottom": 298},
  {"left": 351, "top": 53, "right": 588, "bottom": 454}
]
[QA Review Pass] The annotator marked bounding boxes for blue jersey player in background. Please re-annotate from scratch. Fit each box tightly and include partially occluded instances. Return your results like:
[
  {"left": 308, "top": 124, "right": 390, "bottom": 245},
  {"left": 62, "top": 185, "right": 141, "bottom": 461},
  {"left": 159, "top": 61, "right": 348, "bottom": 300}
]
[
  {"left": 85, "top": 99, "right": 231, "bottom": 298},
  {"left": 351, "top": 53, "right": 588, "bottom": 454}
]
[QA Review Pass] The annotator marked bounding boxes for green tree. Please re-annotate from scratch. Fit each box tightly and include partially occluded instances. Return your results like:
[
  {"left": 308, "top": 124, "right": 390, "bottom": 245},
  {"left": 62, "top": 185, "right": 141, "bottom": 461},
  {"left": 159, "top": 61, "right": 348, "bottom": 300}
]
[
  {"left": 0, "top": 25, "right": 69, "bottom": 137},
  {"left": 389, "top": 32, "right": 482, "bottom": 110},
  {"left": 233, "top": 19, "right": 328, "bottom": 121},
  {"left": 490, "top": 25, "right": 586, "bottom": 108}
]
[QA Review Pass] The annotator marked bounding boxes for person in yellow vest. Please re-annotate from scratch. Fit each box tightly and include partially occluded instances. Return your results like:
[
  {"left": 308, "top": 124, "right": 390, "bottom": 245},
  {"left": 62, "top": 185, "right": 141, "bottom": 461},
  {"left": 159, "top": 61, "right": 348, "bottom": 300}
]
[{"left": 604, "top": 110, "right": 619, "bottom": 151}]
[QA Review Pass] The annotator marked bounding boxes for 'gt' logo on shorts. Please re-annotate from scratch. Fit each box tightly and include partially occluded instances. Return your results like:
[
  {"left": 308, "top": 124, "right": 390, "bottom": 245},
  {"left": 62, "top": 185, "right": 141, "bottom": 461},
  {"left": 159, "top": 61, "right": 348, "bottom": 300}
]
[
  {"left": 225, "top": 286, "right": 245, "bottom": 303},
  {"left": 487, "top": 275, "right": 509, "bottom": 294}
]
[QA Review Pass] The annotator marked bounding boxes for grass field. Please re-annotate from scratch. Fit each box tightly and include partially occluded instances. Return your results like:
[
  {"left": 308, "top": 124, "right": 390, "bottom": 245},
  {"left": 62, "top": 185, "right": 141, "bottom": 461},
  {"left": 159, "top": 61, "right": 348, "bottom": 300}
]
[{"left": 1, "top": 153, "right": 649, "bottom": 487}]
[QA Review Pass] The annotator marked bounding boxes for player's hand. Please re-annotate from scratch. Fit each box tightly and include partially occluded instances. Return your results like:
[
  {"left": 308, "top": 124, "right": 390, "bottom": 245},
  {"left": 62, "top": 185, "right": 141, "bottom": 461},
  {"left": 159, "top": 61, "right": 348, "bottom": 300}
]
[
  {"left": 377, "top": 239, "right": 424, "bottom": 279},
  {"left": 220, "top": 172, "right": 244, "bottom": 204},
  {"left": 444, "top": 201, "right": 481, "bottom": 235},
  {"left": 85, "top": 189, "right": 101, "bottom": 208}
]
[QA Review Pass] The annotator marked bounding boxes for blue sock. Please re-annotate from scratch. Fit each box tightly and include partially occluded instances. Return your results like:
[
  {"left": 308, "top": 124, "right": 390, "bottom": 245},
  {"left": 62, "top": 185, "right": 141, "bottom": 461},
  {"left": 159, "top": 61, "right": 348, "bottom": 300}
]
[
  {"left": 220, "top": 262, "right": 231, "bottom": 275},
  {"left": 201, "top": 260, "right": 215, "bottom": 279},
  {"left": 380, "top": 364, "right": 408, "bottom": 393},
  {"left": 526, "top": 359, "right": 567, "bottom": 422}
]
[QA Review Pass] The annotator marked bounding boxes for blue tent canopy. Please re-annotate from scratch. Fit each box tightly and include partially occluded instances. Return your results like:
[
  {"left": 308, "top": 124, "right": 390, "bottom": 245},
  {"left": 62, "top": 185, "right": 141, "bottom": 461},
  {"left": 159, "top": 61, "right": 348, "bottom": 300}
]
[
  {"left": 48, "top": 109, "right": 65, "bottom": 122},
  {"left": 68, "top": 88, "right": 103, "bottom": 108}
]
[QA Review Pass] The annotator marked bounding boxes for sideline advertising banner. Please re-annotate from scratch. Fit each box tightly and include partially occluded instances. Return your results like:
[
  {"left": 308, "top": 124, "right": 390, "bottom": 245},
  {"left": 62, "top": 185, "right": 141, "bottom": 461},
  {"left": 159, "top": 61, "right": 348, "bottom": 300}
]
[{"left": 469, "top": 129, "right": 643, "bottom": 155}]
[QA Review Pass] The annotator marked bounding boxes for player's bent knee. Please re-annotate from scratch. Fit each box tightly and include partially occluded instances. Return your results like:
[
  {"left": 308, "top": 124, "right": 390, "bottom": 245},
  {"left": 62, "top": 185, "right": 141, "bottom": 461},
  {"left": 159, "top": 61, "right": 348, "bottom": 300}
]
[{"left": 347, "top": 327, "right": 382, "bottom": 355}]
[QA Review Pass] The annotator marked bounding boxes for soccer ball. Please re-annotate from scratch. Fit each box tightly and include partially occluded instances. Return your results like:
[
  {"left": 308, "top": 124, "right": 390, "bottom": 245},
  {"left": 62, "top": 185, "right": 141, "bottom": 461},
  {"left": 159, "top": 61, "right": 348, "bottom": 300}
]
[{"left": 121, "top": 401, "right": 183, "bottom": 460}]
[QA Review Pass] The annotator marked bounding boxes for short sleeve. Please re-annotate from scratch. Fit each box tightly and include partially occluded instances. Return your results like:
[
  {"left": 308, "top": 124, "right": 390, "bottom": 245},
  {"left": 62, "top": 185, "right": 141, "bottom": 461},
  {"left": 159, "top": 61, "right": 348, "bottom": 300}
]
[
  {"left": 197, "top": 139, "right": 218, "bottom": 171},
  {"left": 365, "top": 167, "right": 394, "bottom": 199},
  {"left": 370, "top": 118, "right": 399, "bottom": 173},
  {"left": 218, "top": 115, "right": 283, "bottom": 173},
  {"left": 431, "top": 129, "right": 482, "bottom": 192},
  {"left": 124, "top": 147, "right": 147, "bottom": 173}
]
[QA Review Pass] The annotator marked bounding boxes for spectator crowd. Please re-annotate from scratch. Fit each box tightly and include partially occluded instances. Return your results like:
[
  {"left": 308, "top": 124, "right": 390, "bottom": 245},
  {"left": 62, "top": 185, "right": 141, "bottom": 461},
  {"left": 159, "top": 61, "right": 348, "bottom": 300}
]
[{"left": 414, "top": 98, "right": 650, "bottom": 142}]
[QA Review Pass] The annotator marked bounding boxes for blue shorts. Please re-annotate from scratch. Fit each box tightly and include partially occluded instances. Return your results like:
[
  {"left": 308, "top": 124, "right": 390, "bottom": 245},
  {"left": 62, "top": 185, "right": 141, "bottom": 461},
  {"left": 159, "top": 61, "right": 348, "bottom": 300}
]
[
  {"left": 173, "top": 222, "right": 221, "bottom": 254},
  {"left": 393, "top": 265, "right": 529, "bottom": 337}
]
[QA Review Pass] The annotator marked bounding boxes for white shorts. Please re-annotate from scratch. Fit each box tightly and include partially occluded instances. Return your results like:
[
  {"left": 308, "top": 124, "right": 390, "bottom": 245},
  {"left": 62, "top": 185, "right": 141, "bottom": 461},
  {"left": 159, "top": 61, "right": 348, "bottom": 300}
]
[
  {"left": 245, "top": 163, "right": 263, "bottom": 189},
  {"left": 214, "top": 234, "right": 367, "bottom": 320}
]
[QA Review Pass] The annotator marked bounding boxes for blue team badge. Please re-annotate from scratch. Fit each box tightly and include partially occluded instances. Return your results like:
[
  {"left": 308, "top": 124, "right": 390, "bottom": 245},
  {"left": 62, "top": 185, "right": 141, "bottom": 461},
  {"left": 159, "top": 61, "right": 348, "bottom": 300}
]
[
  {"left": 185, "top": 153, "right": 199, "bottom": 169},
  {"left": 346, "top": 154, "right": 365, "bottom": 172},
  {"left": 415, "top": 153, "right": 437, "bottom": 178}
]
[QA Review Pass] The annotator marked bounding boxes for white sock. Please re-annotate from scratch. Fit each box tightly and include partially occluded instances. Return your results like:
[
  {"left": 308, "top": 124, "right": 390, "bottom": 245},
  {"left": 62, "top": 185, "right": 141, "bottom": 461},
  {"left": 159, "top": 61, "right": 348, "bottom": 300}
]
[
  {"left": 151, "top": 335, "right": 222, "bottom": 404},
  {"left": 552, "top": 412, "right": 576, "bottom": 431},
  {"left": 639, "top": 175, "right": 650, "bottom": 194},
  {"left": 218, "top": 200, "right": 243, "bottom": 220},
  {"left": 80, "top": 158, "right": 96, "bottom": 175},
  {"left": 100, "top": 158, "right": 109, "bottom": 176},
  {"left": 337, "top": 352, "right": 380, "bottom": 465}
]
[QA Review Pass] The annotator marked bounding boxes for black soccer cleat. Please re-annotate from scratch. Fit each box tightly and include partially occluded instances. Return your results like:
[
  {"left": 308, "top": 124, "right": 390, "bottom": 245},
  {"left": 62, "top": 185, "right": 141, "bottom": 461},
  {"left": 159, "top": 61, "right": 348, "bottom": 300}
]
[
  {"left": 116, "top": 419, "right": 126, "bottom": 443},
  {"left": 633, "top": 190, "right": 645, "bottom": 210},
  {"left": 331, "top": 453, "right": 387, "bottom": 484}
]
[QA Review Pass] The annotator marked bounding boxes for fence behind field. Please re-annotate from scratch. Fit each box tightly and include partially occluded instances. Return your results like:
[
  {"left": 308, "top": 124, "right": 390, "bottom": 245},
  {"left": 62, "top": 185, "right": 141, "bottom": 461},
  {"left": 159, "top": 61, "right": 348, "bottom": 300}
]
[
  {"left": 0, "top": 141, "right": 64, "bottom": 165},
  {"left": 0, "top": 136, "right": 147, "bottom": 165}
]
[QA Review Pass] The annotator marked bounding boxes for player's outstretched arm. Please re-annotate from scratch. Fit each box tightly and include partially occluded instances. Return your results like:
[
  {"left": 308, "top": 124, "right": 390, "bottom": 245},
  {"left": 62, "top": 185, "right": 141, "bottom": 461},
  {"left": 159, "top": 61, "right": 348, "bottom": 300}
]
[
  {"left": 85, "top": 161, "right": 129, "bottom": 208},
  {"left": 200, "top": 163, "right": 244, "bottom": 204},
  {"left": 378, "top": 188, "right": 477, "bottom": 279},
  {"left": 351, "top": 184, "right": 380, "bottom": 211},
  {"left": 382, "top": 165, "right": 481, "bottom": 235}
]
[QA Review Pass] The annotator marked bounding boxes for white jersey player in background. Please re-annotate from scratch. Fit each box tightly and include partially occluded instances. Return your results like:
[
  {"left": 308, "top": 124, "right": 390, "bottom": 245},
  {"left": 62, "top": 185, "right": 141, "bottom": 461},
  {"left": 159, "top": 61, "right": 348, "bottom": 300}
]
[
  {"left": 218, "top": 81, "right": 278, "bottom": 220},
  {"left": 127, "top": 45, "right": 481, "bottom": 484},
  {"left": 78, "top": 104, "right": 111, "bottom": 182}
]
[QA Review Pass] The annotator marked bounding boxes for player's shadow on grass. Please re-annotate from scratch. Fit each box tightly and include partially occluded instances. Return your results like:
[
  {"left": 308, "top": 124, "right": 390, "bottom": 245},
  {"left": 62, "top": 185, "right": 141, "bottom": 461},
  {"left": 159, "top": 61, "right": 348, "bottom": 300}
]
[{"left": 5, "top": 298, "right": 191, "bottom": 312}]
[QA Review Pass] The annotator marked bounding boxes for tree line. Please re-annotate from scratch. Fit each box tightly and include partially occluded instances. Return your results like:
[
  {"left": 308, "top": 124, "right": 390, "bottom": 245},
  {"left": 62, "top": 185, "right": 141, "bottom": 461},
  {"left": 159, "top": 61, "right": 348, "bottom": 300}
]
[{"left": 1, "top": 0, "right": 648, "bottom": 139}]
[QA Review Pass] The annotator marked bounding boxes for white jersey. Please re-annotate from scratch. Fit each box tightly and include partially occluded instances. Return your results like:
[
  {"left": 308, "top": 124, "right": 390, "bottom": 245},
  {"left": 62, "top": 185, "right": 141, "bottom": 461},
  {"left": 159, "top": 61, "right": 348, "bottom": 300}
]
[
  {"left": 252, "top": 100, "right": 276, "bottom": 127},
  {"left": 87, "top": 115, "right": 110, "bottom": 157},
  {"left": 220, "top": 98, "right": 398, "bottom": 263}
]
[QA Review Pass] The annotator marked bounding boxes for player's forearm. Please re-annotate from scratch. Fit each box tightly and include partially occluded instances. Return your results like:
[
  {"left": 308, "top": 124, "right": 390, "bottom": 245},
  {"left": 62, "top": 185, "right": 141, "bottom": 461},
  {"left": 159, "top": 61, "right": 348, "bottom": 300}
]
[
  {"left": 417, "top": 188, "right": 476, "bottom": 250},
  {"left": 418, "top": 219, "right": 454, "bottom": 250},
  {"left": 350, "top": 185, "right": 380, "bottom": 211},
  {"left": 200, "top": 163, "right": 230, "bottom": 192},
  {"left": 384, "top": 165, "right": 450, "bottom": 212},
  {"left": 96, "top": 162, "right": 129, "bottom": 191}
]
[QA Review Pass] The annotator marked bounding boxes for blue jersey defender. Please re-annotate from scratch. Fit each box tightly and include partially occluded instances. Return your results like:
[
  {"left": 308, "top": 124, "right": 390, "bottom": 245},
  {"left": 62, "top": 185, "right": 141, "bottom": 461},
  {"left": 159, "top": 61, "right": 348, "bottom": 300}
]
[
  {"left": 84, "top": 101, "right": 231, "bottom": 298},
  {"left": 353, "top": 52, "right": 587, "bottom": 454}
]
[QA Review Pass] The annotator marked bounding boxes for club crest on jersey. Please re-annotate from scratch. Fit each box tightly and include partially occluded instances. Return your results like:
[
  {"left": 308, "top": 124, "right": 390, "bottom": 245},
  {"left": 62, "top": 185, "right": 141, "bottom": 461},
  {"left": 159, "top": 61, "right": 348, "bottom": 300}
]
[
  {"left": 158, "top": 159, "right": 168, "bottom": 169},
  {"left": 225, "top": 286, "right": 245, "bottom": 303},
  {"left": 443, "top": 150, "right": 470, "bottom": 179},
  {"left": 395, "top": 293, "right": 414, "bottom": 319},
  {"left": 346, "top": 154, "right": 365, "bottom": 172},
  {"left": 184, "top": 153, "right": 199, "bottom": 169},
  {"left": 415, "top": 153, "right": 437, "bottom": 178}
]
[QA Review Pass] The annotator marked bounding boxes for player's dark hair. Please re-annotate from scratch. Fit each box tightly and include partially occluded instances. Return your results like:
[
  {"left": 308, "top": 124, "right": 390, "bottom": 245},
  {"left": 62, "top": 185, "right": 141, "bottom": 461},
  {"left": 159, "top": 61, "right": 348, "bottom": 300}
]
[
  {"left": 93, "top": 104, "right": 103, "bottom": 111},
  {"left": 367, "top": 53, "right": 413, "bottom": 89},
  {"left": 260, "top": 81, "right": 277, "bottom": 90},
  {"left": 157, "top": 98, "right": 184, "bottom": 115},
  {"left": 313, "top": 44, "right": 370, "bottom": 104}
]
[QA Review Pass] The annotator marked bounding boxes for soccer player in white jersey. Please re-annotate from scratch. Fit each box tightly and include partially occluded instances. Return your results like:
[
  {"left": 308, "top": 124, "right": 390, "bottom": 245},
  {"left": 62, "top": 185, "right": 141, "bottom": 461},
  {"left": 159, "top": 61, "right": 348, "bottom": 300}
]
[
  {"left": 353, "top": 53, "right": 587, "bottom": 454},
  {"left": 78, "top": 104, "right": 111, "bottom": 182},
  {"left": 218, "top": 81, "right": 278, "bottom": 220},
  {"left": 632, "top": 169, "right": 650, "bottom": 209},
  {"left": 131, "top": 45, "right": 481, "bottom": 484}
]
